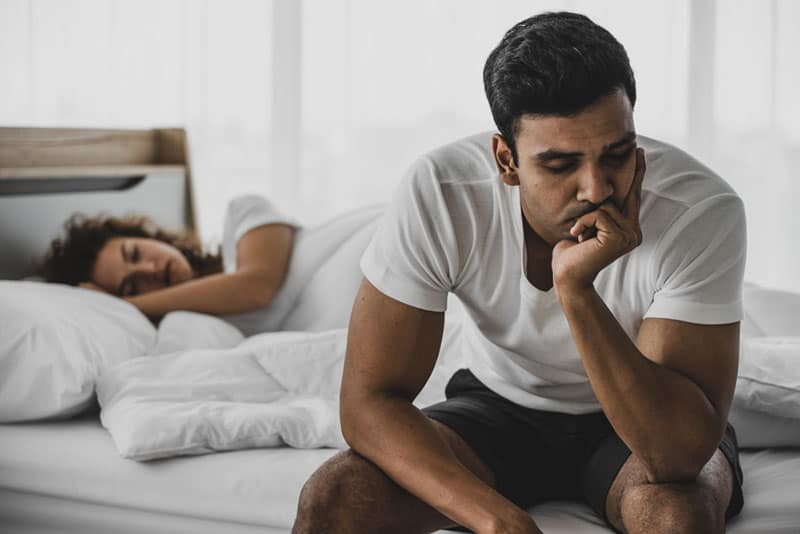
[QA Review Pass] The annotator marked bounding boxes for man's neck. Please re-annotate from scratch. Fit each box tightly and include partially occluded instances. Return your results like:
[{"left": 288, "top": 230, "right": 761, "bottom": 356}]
[{"left": 522, "top": 219, "right": 554, "bottom": 291}]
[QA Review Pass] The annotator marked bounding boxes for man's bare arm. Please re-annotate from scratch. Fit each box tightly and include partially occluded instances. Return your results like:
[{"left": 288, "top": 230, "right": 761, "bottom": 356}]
[
  {"left": 551, "top": 147, "right": 738, "bottom": 482},
  {"left": 341, "top": 279, "right": 540, "bottom": 534},
  {"left": 558, "top": 287, "right": 738, "bottom": 483}
]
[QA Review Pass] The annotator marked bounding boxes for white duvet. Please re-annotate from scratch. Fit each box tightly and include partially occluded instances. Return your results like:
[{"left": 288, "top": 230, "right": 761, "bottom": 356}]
[
  {"left": 97, "top": 318, "right": 465, "bottom": 461},
  {"left": 98, "top": 282, "right": 800, "bottom": 461}
]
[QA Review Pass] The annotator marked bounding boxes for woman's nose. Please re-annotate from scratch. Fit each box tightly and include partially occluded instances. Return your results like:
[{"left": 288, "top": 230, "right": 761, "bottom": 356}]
[{"left": 133, "top": 261, "right": 160, "bottom": 279}]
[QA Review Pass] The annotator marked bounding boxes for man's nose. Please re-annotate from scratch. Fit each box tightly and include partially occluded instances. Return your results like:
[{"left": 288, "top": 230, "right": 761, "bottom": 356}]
[{"left": 577, "top": 164, "right": 614, "bottom": 205}]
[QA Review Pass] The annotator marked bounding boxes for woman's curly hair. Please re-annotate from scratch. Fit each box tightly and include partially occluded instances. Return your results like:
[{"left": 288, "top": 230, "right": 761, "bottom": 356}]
[{"left": 39, "top": 214, "right": 222, "bottom": 286}]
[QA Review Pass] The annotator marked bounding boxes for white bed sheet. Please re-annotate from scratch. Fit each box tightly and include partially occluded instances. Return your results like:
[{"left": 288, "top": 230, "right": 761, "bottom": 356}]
[
  {"left": 0, "top": 415, "right": 333, "bottom": 533},
  {"left": 1, "top": 416, "right": 799, "bottom": 533}
]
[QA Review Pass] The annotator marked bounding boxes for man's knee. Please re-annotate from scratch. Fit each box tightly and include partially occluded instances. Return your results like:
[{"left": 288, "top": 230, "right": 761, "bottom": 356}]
[
  {"left": 293, "top": 450, "right": 367, "bottom": 534},
  {"left": 620, "top": 483, "right": 724, "bottom": 534}
]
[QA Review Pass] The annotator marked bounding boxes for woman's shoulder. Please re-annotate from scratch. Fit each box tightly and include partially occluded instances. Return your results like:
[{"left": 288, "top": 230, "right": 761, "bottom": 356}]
[{"left": 221, "top": 195, "right": 301, "bottom": 272}]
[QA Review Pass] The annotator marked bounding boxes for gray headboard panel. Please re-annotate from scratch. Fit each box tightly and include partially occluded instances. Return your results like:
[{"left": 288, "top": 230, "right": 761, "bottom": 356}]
[{"left": 0, "top": 127, "right": 196, "bottom": 280}]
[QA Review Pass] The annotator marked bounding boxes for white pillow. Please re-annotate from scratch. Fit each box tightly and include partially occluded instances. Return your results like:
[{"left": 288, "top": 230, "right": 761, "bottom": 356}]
[
  {"left": 153, "top": 311, "right": 244, "bottom": 355},
  {"left": 0, "top": 281, "right": 156, "bottom": 422},
  {"left": 729, "top": 405, "right": 800, "bottom": 448},
  {"left": 734, "top": 336, "right": 800, "bottom": 420},
  {"left": 741, "top": 281, "right": 800, "bottom": 337},
  {"left": 730, "top": 282, "right": 800, "bottom": 447}
]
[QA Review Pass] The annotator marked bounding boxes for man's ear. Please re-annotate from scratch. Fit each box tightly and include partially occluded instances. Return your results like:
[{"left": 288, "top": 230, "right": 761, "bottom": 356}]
[{"left": 492, "top": 133, "right": 519, "bottom": 186}]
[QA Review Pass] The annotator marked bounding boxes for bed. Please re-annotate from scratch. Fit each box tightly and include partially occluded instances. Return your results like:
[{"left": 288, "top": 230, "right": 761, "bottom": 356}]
[
  {"left": 1, "top": 416, "right": 799, "bottom": 534},
  {"left": 1, "top": 127, "right": 799, "bottom": 533}
]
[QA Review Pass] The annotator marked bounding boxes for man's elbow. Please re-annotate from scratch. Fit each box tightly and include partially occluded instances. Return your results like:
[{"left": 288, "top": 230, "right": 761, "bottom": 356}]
[
  {"left": 339, "top": 389, "right": 398, "bottom": 450},
  {"left": 339, "top": 402, "right": 358, "bottom": 447},
  {"left": 644, "top": 455, "right": 704, "bottom": 484},
  {"left": 339, "top": 395, "right": 373, "bottom": 450},
  {"left": 642, "top": 433, "right": 722, "bottom": 483}
]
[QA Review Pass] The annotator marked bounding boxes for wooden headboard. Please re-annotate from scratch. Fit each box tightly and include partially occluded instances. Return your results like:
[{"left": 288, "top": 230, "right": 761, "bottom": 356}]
[{"left": 0, "top": 127, "right": 197, "bottom": 280}]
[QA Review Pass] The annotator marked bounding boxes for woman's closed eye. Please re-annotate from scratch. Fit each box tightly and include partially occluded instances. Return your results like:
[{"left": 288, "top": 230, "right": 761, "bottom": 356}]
[{"left": 122, "top": 243, "right": 141, "bottom": 264}]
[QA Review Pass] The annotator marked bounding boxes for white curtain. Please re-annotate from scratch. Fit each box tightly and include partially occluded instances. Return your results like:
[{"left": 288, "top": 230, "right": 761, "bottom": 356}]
[{"left": 1, "top": 0, "right": 798, "bottom": 291}]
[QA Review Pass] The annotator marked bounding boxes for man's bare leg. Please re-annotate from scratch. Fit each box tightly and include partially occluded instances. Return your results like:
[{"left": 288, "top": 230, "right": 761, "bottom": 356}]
[
  {"left": 605, "top": 449, "right": 733, "bottom": 534},
  {"left": 292, "top": 419, "right": 497, "bottom": 534}
]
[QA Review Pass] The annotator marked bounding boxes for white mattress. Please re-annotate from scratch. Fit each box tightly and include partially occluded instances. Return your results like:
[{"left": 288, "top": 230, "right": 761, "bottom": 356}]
[{"left": 1, "top": 416, "right": 799, "bottom": 533}]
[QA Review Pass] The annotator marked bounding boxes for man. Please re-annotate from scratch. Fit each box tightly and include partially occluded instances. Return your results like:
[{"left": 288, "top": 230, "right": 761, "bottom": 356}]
[{"left": 293, "top": 11, "right": 745, "bottom": 534}]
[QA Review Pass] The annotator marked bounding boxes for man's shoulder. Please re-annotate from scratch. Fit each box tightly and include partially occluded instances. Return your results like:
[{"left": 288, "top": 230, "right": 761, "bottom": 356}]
[
  {"left": 395, "top": 131, "right": 502, "bottom": 226},
  {"left": 636, "top": 136, "right": 746, "bottom": 271},
  {"left": 413, "top": 131, "right": 498, "bottom": 187},
  {"left": 638, "top": 135, "right": 739, "bottom": 210}
]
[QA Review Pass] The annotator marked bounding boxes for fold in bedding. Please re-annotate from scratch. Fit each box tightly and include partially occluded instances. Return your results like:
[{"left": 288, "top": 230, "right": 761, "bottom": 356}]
[
  {"left": 97, "top": 330, "right": 350, "bottom": 459},
  {"left": 97, "top": 325, "right": 464, "bottom": 461},
  {"left": 98, "top": 314, "right": 800, "bottom": 462}
]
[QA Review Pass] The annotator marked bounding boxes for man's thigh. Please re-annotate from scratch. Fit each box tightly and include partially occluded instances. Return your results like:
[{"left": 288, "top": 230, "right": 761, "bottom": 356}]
[
  {"left": 422, "top": 369, "right": 584, "bottom": 508},
  {"left": 293, "top": 418, "right": 496, "bottom": 534}
]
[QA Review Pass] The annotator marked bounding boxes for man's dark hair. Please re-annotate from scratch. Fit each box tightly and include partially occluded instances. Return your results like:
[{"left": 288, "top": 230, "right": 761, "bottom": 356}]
[
  {"left": 483, "top": 11, "right": 636, "bottom": 162},
  {"left": 39, "top": 213, "right": 222, "bottom": 286}
]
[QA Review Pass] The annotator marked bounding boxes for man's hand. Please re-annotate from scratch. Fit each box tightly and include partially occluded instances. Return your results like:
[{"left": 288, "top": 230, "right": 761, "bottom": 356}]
[
  {"left": 552, "top": 147, "right": 646, "bottom": 293},
  {"left": 481, "top": 508, "right": 544, "bottom": 534}
]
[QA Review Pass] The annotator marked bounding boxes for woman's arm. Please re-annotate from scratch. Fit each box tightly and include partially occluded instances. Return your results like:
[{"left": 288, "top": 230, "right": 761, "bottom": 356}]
[{"left": 125, "top": 224, "right": 294, "bottom": 318}]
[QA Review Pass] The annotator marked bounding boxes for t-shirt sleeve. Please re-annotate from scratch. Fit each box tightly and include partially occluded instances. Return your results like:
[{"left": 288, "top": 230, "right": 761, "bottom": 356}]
[
  {"left": 645, "top": 193, "right": 747, "bottom": 324},
  {"left": 222, "top": 195, "right": 301, "bottom": 273},
  {"left": 360, "top": 157, "right": 460, "bottom": 312}
]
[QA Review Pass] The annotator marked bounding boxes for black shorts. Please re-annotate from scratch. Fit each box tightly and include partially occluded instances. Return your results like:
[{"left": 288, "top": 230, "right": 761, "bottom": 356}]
[{"left": 421, "top": 369, "right": 744, "bottom": 530}]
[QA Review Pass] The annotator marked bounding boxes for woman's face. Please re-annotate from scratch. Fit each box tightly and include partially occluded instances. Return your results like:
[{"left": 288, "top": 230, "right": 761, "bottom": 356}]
[{"left": 91, "top": 237, "right": 194, "bottom": 296}]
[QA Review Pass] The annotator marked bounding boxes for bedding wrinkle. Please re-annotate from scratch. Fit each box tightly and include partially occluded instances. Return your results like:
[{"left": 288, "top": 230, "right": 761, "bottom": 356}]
[{"left": 95, "top": 316, "right": 467, "bottom": 461}]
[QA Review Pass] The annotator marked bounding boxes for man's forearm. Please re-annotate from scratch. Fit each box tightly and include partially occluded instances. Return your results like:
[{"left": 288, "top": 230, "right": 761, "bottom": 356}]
[
  {"left": 557, "top": 286, "right": 723, "bottom": 481},
  {"left": 341, "top": 395, "right": 530, "bottom": 533}
]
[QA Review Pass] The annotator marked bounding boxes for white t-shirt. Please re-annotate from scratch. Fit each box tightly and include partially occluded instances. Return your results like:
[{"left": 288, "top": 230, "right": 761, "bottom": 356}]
[
  {"left": 220, "top": 195, "right": 385, "bottom": 335},
  {"left": 219, "top": 195, "right": 302, "bottom": 335},
  {"left": 360, "top": 132, "right": 747, "bottom": 414},
  {"left": 221, "top": 195, "right": 302, "bottom": 275}
]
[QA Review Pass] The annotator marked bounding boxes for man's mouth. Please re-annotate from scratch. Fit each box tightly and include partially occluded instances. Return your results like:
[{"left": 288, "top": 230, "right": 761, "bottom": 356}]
[
  {"left": 164, "top": 261, "right": 172, "bottom": 286},
  {"left": 567, "top": 205, "right": 600, "bottom": 223}
]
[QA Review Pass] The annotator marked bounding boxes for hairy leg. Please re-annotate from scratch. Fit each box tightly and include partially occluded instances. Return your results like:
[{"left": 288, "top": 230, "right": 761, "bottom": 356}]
[
  {"left": 605, "top": 449, "right": 733, "bottom": 534},
  {"left": 292, "top": 419, "right": 497, "bottom": 534}
]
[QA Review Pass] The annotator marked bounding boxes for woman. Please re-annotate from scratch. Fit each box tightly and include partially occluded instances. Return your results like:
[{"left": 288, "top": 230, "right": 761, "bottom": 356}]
[{"left": 41, "top": 195, "right": 298, "bottom": 321}]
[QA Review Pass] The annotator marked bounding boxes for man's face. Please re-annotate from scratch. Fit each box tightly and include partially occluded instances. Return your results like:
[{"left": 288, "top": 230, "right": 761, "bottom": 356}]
[{"left": 495, "top": 89, "right": 638, "bottom": 248}]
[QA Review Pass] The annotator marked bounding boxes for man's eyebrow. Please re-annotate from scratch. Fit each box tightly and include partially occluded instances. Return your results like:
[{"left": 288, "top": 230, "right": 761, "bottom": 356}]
[
  {"left": 534, "top": 149, "right": 583, "bottom": 163},
  {"left": 533, "top": 131, "right": 637, "bottom": 163},
  {"left": 603, "top": 131, "right": 637, "bottom": 151}
]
